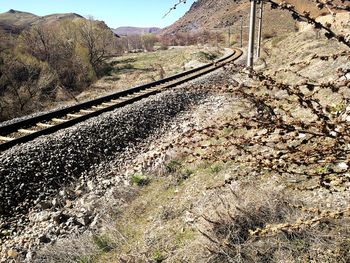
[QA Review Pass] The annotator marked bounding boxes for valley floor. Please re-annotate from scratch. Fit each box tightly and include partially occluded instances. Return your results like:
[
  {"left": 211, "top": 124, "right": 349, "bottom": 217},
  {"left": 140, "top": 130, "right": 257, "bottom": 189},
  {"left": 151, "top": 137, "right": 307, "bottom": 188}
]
[{"left": 57, "top": 46, "right": 223, "bottom": 109}]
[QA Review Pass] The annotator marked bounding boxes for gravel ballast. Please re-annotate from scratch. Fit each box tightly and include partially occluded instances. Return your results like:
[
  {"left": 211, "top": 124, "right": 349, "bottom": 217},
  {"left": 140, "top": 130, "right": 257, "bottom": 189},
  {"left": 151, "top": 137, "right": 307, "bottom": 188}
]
[{"left": 0, "top": 88, "right": 209, "bottom": 219}]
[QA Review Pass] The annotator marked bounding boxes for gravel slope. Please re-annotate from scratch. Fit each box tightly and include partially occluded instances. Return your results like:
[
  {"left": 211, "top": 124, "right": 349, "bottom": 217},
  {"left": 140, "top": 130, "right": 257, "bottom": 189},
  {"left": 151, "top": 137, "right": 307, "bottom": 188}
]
[{"left": 0, "top": 88, "right": 208, "bottom": 218}]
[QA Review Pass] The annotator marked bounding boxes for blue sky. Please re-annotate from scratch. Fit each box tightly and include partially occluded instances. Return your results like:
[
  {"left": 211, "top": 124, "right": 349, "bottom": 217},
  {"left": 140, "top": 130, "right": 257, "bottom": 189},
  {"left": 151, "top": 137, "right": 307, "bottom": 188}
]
[{"left": 0, "top": 0, "right": 195, "bottom": 28}]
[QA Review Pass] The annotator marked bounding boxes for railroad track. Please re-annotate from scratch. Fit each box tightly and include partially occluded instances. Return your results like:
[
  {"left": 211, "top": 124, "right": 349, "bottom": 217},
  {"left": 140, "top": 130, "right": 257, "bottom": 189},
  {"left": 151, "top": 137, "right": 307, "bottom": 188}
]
[{"left": 0, "top": 48, "right": 242, "bottom": 152}]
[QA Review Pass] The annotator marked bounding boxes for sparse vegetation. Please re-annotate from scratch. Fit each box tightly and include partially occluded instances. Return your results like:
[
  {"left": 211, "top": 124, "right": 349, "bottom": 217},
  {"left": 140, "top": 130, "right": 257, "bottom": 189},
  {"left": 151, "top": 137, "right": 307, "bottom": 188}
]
[
  {"left": 159, "top": 30, "right": 226, "bottom": 47},
  {"left": 0, "top": 16, "right": 225, "bottom": 122}
]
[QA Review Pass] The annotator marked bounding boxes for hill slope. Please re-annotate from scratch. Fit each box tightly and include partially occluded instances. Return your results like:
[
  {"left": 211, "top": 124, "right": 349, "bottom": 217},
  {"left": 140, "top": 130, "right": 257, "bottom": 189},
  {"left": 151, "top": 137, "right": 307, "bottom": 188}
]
[
  {"left": 162, "top": 0, "right": 333, "bottom": 37},
  {"left": 0, "top": 9, "right": 84, "bottom": 34}
]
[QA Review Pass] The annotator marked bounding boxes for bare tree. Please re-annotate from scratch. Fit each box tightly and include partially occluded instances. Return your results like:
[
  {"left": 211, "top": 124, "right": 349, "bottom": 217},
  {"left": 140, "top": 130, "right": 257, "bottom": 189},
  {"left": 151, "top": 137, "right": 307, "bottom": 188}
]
[
  {"left": 141, "top": 34, "right": 157, "bottom": 51},
  {"left": 0, "top": 55, "right": 55, "bottom": 120},
  {"left": 79, "top": 19, "right": 115, "bottom": 75}
]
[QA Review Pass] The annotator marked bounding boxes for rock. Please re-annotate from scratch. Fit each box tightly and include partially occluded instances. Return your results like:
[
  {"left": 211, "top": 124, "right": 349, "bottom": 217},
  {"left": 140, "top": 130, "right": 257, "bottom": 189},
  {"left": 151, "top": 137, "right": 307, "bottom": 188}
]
[
  {"left": 184, "top": 211, "right": 195, "bottom": 224},
  {"left": 59, "top": 190, "right": 66, "bottom": 197},
  {"left": 52, "top": 198, "right": 59, "bottom": 207},
  {"left": 337, "top": 162, "right": 348, "bottom": 171},
  {"left": 52, "top": 212, "right": 70, "bottom": 225},
  {"left": 7, "top": 249, "right": 18, "bottom": 258},
  {"left": 330, "top": 131, "right": 337, "bottom": 137},
  {"left": 298, "top": 133, "right": 306, "bottom": 139},
  {"left": 25, "top": 250, "right": 34, "bottom": 262},
  {"left": 38, "top": 201, "right": 51, "bottom": 210},
  {"left": 90, "top": 214, "right": 100, "bottom": 228},
  {"left": 224, "top": 174, "right": 234, "bottom": 183},
  {"left": 87, "top": 181, "right": 94, "bottom": 191},
  {"left": 76, "top": 214, "right": 91, "bottom": 226},
  {"left": 32, "top": 211, "right": 51, "bottom": 223},
  {"left": 65, "top": 200, "right": 73, "bottom": 208},
  {"left": 0, "top": 70, "right": 220, "bottom": 259}
]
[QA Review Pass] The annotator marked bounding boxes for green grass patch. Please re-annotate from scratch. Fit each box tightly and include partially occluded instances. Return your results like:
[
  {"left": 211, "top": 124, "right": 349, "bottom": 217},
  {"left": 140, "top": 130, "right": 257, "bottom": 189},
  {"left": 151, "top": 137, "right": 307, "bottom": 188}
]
[
  {"left": 210, "top": 164, "right": 222, "bottom": 174},
  {"left": 131, "top": 173, "right": 150, "bottom": 186},
  {"left": 175, "top": 228, "right": 197, "bottom": 247},
  {"left": 152, "top": 250, "right": 166, "bottom": 262},
  {"left": 223, "top": 127, "right": 233, "bottom": 136},
  {"left": 271, "top": 35, "right": 288, "bottom": 47},
  {"left": 92, "top": 235, "right": 114, "bottom": 253},
  {"left": 194, "top": 51, "right": 219, "bottom": 62},
  {"left": 165, "top": 160, "right": 182, "bottom": 174}
]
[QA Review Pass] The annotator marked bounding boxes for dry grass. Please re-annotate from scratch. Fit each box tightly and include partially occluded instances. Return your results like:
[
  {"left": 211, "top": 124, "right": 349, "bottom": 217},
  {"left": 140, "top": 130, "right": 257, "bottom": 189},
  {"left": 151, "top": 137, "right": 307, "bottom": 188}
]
[
  {"left": 75, "top": 46, "right": 222, "bottom": 102},
  {"left": 35, "top": 234, "right": 100, "bottom": 263},
  {"left": 261, "top": 17, "right": 350, "bottom": 85},
  {"left": 199, "top": 183, "right": 350, "bottom": 263}
]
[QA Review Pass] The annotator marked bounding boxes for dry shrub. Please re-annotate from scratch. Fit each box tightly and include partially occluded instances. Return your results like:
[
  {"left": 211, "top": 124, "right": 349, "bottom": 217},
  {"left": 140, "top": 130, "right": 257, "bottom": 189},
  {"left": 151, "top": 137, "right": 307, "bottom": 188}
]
[
  {"left": 200, "top": 183, "right": 350, "bottom": 263},
  {"left": 34, "top": 234, "right": 99, "bottom": 263},
  {"left": 34, "top": 214, "right": 122, "bottom": 263}
]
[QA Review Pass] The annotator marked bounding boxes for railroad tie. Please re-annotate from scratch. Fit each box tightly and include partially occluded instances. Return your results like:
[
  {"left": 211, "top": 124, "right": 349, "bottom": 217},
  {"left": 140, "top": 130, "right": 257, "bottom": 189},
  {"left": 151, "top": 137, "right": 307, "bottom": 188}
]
[
  {"left": 92, "top": 105, "right": 106, "bottom": 110},
  {"left": 37, "top": 123, "right": 54, "bottom": 128},
  {"left": 80, "top": 109, "right": 95, "bottom": 114},
  {"left": 67, "top": 114, "right": 83, "bottom": 118},
  {"left": 102, "top": 102, "right": 116, "bottom": 107},
  {"left": 51, "top": 118, "right": 68, "bottom": 123},
  {"left": 18, "top": 129, "right": 36, "bottom": 134},
  {"left": 0, "top": 136, "right": 14, "bottom": 142},
  {"left": 148, "top": 87, "right": 161, "bottom": 91}
]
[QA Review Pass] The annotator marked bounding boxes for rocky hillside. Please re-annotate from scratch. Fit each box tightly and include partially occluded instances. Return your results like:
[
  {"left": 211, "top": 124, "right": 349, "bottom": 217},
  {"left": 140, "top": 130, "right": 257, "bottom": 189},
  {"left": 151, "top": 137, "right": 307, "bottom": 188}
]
[
  {"left": 113, "top": 26, "right": 162, "bottom": 36},
  {"left": 162, "top": 0, "right": 337, "bottom": 37},
  {"left": 0, "top": 9, "right": 85, "bottom": 34}
]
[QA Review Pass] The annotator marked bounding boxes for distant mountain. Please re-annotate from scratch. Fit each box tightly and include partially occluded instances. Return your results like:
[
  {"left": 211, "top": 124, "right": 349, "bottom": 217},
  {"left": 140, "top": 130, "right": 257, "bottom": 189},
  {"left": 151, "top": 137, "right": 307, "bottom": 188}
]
[
  {"left": 113, "top": 26, "right": 162, "bottom": 36},
  {"left": 0, "top": 9, "right": 85, "bottom": 34}
]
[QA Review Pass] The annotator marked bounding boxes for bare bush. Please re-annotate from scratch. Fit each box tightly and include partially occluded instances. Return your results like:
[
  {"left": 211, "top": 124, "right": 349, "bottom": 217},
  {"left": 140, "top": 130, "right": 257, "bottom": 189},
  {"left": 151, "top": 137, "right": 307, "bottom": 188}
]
[
  {"left": 0, "top": 53, "right": 56, "bottom": 119},
  {"left": 34, "top": 234, "right": 100, "bottom": 263},
  {"left": 142, "top": 34, "right": 158, "bottom": 52},
  {"left": 199, "top": 184, "right": 350, "bottom": 263}
]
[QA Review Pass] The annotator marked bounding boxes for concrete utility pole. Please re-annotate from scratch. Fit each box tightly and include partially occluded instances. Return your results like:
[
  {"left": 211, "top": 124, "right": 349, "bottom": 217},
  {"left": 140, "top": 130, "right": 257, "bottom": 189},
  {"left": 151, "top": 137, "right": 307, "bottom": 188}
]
[
  {"left": 247, "top": 0, "right": 257, "bottom": 69},
  {"left": 239, "top": 16, "right": 243, "bottom": 48},
  {"left": 256, "top": 0, "right": 264, "bottom": 58},
  {"left": 228, "top": 26, "right": 231, "bottom": 47}
]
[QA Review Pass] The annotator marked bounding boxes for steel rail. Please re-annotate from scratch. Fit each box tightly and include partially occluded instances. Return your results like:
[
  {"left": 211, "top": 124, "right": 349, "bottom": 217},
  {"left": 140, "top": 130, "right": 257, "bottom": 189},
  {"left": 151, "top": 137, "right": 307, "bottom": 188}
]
[{"left": 0, "top": 48, "right": 242, "bottom": 152}]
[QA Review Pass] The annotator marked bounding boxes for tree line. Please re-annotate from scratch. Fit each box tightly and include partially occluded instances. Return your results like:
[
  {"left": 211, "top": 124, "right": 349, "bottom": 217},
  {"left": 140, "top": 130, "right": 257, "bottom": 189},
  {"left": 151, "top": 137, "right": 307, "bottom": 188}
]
[{"left": 0, "top": 18, "right": 117, "bottom": 121}]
